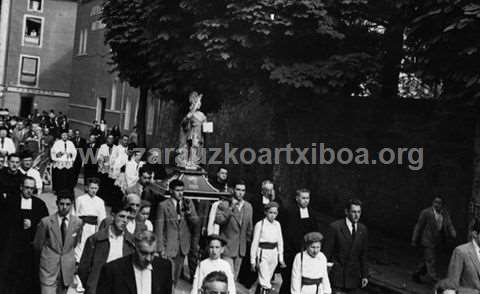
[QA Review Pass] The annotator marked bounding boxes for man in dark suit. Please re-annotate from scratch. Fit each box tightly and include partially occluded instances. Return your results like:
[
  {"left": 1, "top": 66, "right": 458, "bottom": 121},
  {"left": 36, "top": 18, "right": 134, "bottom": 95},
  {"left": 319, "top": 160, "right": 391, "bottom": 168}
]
[
  {"left": 83, "top": 134, "right": 100, "bottom": 181},
  {"left": 0, "top": 153, "right": 25, "bottom": 200},
  {"left": 72, "top": 129, "right": 87, "bottom": 186},
  {"left": 96, "top": 231, "right": 172, "bottom": 294},
  {"left": 279, "top": 188, "right": 320, "bottom": 294},
  {"left": 215, "top": 179, "right": 253, "bottom": 280},
  {"left": 33, "top": 190, "right": 83, "bottom": 294},
  {"left": 411, "top": 196, "right": 457, "bottom": 284},
  {"left": 0, "top": 176, "right": 49, "bottom": 294},
  {"left": 155, "top": 179, "right": 199, "bottom": 285},
  {"left": 78, "top": 204, "right": 136, "bottom": 294},
  {"left": 323, "top": 199, "right": 369, "bottom": 294},
  {"left": 446, "top": 218, "right": 480, "bottom": 292}
]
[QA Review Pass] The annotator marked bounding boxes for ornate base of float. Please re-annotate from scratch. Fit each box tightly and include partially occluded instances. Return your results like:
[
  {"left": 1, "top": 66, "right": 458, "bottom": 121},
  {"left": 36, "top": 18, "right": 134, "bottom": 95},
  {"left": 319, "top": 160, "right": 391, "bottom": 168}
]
[{"left": 157, "top": 168, "right": 230, "bottom": 200}]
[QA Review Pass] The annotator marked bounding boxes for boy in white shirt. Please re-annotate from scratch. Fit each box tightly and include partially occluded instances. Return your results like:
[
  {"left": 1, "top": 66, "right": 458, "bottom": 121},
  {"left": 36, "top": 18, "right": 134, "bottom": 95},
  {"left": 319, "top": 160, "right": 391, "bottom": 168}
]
[
  {"left": 75, "top": 177, "right": 106, "bottom": 259},
  {"left": 250, "top": 201, "right": 286, "bottom": 294},
  {"left": 192, "top": 234, "right": 236, "bottom": 294}
]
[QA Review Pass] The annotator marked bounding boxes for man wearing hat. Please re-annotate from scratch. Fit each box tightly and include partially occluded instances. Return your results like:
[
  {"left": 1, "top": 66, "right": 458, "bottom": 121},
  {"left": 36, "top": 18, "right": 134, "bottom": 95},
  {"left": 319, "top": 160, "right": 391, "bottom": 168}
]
[
  {"left": 50, "top": 130, "right": 76, "bottom": 194},
  {"left": 191, "top": 234, "right": 236, "bottom": 294},
  {"left": 291, "top": 232, "right": 331, "bottom": 294}
]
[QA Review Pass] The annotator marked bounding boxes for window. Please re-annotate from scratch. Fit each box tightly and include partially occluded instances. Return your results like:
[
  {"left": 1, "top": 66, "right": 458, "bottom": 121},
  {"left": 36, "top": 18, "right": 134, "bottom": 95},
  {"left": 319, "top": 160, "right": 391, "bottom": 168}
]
[
  {"left": 23, "top": 16, "right": 43, "bottom": 47},
  {"left": 124, "top": 96, "right": 132, "bottom": 130},
  {"left": 147, "top": 96, "right": 155, "bottom": 135},
  {"left": 96, "top": 97, "right": 106, "bottom": 122},
  {"left": 110, "top": 77, "right": 119, "bottom": 110},
  {"left": 27, "top": 0, "right": 43, "bottom": 12},
  {"left": 19, "top": 55, "right": 39, "bottom": 87},
  {"left": 77, "top": 29, "right": 88, "bottom": 55}
]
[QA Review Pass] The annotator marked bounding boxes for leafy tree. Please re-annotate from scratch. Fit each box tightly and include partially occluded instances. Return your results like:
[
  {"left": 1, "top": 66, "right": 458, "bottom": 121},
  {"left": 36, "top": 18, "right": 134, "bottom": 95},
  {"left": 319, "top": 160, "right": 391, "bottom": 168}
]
[{"left": 406, "top": 0, "right": 480, "bottom": 100}]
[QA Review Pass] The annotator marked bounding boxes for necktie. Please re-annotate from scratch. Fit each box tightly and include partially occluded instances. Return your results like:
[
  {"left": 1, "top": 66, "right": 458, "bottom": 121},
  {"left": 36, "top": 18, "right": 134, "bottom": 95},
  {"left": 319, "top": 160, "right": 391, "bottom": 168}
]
[
  {"left": 1, "top": 138, "right": 4, "bottom": 149},
  {"left": 177, "top": 201, "right": 182, "bottom": 219},
  {"left": 352, "top": 224, "right": 356, "bottom": 241},
  {"left": 61, "top": 217, "right": 67, "bottom": 245},
  {"left": 64, "top": 141, "right": 67, "bottom": 152}
]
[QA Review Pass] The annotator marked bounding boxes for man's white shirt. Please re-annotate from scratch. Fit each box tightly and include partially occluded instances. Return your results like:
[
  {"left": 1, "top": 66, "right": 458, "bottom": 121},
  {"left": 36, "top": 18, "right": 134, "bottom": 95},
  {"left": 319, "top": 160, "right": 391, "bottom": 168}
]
[{"left": 133, "top": 264, "right": 152, "bottom": 294}]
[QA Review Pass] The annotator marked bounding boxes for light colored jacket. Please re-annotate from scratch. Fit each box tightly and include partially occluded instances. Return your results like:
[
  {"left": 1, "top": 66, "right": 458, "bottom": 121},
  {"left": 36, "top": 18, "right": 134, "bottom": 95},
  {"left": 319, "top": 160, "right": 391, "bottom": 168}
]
[
  {"left": 155, "top": 198, "right": 199, "bottom": 257},
  {"left": 215, "top": 200, "right": 253, "bottom": 258},
  {"left": 447, "top": 242, "right": 480, "bottom": 291},
  {"left": 33, "top": 213, "right": 83, "bottom": 287}
]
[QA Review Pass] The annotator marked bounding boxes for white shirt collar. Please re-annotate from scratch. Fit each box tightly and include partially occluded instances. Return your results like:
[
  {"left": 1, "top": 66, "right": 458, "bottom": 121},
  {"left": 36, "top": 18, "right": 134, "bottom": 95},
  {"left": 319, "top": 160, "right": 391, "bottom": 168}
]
[
  {"left": 109, "top": 227, "right": 124, "bottom": 240},
  {"left": 299, "top": 207, "right": 309, "bottom": 219},
  {"left": 134, "top": 263, "right": 153, "bottom": 271},
  {"left": 345, "top": 217, "right": 356, "bottom": 233},
  {"left": 20, "top": 197, "right": 32, "bottom": 210}
]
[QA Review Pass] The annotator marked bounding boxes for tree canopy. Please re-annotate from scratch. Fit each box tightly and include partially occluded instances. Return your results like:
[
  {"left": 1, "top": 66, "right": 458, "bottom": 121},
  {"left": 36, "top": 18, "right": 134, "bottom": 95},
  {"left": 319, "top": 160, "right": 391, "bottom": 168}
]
[{"left": 102, "top": 0, "right": 480, "bottom": 106}]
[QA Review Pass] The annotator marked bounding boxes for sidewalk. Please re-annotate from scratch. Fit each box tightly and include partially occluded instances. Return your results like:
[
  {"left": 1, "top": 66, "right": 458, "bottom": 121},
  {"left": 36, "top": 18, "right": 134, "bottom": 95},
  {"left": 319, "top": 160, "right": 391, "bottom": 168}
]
[{"left": 316, "top": 214, "right": 450, "bottom": 294}]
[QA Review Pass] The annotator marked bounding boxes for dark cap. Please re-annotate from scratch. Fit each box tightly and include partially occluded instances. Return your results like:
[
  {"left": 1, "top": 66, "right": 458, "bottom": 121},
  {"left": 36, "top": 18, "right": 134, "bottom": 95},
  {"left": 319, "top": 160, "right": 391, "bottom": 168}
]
[
  {"left": 304, "top": 232, "right": 323, "bottom": 245},
  {"left": 206, "top": 234, "right": 227, "bottom": 246}
]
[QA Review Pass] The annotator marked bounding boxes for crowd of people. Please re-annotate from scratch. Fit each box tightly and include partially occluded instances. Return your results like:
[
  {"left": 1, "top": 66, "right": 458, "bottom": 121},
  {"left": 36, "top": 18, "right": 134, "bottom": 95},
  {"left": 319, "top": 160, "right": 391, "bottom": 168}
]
[{"left": 0, "top": 109, "right": 478, "bottom": 294}]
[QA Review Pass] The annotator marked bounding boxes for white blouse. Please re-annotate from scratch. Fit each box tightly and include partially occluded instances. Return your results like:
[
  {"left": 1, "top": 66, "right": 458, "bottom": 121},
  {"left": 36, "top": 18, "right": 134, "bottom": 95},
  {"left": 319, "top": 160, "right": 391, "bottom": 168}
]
[
  {"left": 191, "top": 258, "right": 236, "bottom": 294},
  {"left": 291, "top": 251, "right": 331, "bottom": 294}
]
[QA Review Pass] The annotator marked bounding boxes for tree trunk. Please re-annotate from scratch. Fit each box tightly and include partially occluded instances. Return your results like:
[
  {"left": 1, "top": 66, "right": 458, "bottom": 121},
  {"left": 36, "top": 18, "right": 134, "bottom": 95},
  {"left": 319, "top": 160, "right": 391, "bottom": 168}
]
[
  {"left": 136, "top": 86, "right": 148, "bottom": 147},
  {"left": 381, "top": 24, "right": 405, "bottom": 99},
  {"left": 469, "top": 113, "right": 480, "bottom": 238}
]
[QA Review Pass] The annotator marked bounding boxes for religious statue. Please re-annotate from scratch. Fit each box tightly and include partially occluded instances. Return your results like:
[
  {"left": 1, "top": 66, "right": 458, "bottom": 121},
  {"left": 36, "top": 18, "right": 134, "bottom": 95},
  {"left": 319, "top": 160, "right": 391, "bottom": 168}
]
[{"left": 176, "top": 91, "right": 207, "bottom": 169}]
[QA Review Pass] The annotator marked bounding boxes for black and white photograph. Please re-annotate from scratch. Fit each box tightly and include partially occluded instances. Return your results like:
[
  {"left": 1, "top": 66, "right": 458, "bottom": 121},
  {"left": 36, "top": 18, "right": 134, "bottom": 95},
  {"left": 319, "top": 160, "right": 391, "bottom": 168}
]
[{"left": 0, "top": 0, "right": 478, "bottom": 294}]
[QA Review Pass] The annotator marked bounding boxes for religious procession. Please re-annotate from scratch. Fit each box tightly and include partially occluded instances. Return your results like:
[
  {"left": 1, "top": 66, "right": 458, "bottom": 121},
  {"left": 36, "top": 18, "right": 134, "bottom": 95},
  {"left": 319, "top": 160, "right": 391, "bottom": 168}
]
[{"left": 0, "top": 1, "right": 479, "bottom": 294}]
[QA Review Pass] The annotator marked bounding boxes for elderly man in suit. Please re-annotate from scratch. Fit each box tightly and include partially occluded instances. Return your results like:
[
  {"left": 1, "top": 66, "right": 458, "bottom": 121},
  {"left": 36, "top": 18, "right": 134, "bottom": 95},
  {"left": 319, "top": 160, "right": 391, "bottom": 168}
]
[
  {"left": 155, "top": 179, "right": 200, "bottom": 285},
  {"left": 412, "top": 196, "right": 457, "bottom": 283},
  {"left": 99, "top": 193, "right": 147, "bottom": 235},
  {"left": 279, "top": 188, "right": 320, "bottom": 294},
  {"left": 215, "top": 179, "right": 253, "bottom": 280},
  {"left": 323, "top": 199, "right": 369, "bottom": 294},
  {"left": 445, "top": 218, "right": 480, "bottom": 292},
  {"left": 96, "top": 231, "right": 172, "bottom": 294},
  {"left": 78, "top": 204, "right": 136, "bottom": 294},
  {"left": 34, "top": 191, "right": 83, "bottom": 294}
]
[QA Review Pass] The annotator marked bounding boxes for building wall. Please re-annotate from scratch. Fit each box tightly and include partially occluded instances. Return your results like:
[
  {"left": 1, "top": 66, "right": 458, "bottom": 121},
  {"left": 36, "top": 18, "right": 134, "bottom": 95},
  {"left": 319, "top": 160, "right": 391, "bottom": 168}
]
[
  {"left": 68, "top": 0, "right": 140, "bottom": 137},
  {"left": 1, "top": 0, "right": 77, "bottom": 114}
]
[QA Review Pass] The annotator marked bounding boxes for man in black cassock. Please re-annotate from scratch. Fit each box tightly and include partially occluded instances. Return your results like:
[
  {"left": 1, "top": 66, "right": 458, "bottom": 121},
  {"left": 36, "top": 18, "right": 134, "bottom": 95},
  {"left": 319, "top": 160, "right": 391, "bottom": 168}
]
[{"left": 0, "top": 176, "right": 49, "bottom": 294}]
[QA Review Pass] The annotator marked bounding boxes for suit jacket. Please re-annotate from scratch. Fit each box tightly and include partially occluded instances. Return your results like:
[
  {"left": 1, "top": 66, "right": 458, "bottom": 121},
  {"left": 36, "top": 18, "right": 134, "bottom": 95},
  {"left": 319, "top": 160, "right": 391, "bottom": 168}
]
[
  {"left": 155, "top": 198, "right": 200, "bottom": 257},
  {"left": 447, "top": 242, "right": 480, "bottom": 290},
  {"left": 96, "top": 254, "right": 172, "bottom": 294},
  {"left": 33, "top": 213, "right": 84, "bottom": 287},
  {"left": 0, "top": 194, "right": 49, "bottom": 278},
  {"left": 141, "top": 183, "right": 167, "bottom": 222},
  {"left": 78, "top": 227, "right": 136, "bottom": 294},
  {"left": 282, "top": 203, "right": 320, "bottom": 257},
  {"left": 215, "top": 200, "right": 253, "bottom": 258},
  {"left": 323, "top": 219, "right": 369, "bottom": 290},
  {"left": 247, "top": 194, "right": 284, "bottom": 225},
  {"left": 412, "top": 207, "right": 456, "bottom": 248}
]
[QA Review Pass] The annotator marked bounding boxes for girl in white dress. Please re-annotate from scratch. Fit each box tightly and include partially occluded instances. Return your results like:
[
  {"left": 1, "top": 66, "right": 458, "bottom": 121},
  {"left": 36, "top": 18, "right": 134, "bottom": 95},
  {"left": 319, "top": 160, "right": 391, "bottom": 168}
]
[
  {"left": 250, "top": 201, "right": 286, "bottom": 294},
  {"left": 291, "top": 232, "right": 331, "bottom": 294}
]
